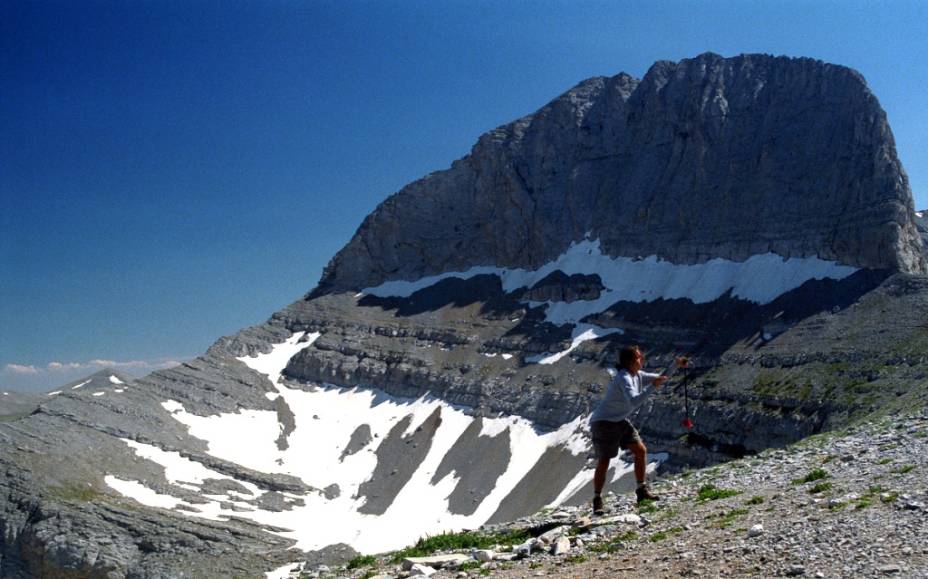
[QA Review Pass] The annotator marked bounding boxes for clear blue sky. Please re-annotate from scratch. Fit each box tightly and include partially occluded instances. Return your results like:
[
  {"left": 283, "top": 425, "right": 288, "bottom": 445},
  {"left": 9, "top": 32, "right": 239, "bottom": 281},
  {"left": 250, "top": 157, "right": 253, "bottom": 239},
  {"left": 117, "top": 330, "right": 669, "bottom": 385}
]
[{"left": 2, "top": 0, "right": 927, "bottom": 391}]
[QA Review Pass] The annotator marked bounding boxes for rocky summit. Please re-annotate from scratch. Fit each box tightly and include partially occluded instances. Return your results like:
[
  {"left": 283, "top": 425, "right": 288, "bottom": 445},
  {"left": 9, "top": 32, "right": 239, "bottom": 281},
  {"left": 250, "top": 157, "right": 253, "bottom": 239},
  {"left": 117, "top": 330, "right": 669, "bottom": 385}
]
[{"left": 2, "top": 53, "right": 928, "bottom": 578}]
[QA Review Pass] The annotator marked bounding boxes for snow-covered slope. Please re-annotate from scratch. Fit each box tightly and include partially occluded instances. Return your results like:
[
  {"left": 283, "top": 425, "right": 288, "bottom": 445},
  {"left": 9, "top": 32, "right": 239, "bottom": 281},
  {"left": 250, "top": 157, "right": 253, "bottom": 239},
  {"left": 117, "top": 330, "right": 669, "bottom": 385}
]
[{"left": 105, "top": 332, "right": 660, "bottom": 555}]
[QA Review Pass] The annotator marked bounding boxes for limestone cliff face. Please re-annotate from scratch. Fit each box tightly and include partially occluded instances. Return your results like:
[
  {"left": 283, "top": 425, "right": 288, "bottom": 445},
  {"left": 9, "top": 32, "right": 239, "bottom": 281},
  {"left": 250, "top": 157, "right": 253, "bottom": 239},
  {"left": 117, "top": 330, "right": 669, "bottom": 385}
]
[{"left": 314, "top": 53, "right": 924, "bottom": 295}]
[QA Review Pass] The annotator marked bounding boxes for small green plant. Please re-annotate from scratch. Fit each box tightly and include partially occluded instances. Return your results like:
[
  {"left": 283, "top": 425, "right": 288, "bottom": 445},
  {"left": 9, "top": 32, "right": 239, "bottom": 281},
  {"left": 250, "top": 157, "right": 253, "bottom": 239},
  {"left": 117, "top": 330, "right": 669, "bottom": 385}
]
[
  {"left": 696, "top": 484, "right": 741, "bottom": 502},
  {"left": 868, "top": 484, "right": 886, "bottom": 494},
  {"left": 892, "top": 465, "right": 915, "bottom": 474},
  {"left": 529, "top": 561, "right": 544, "bottom": 569},
  {"left": 358, "top": 572, "right": 377, "bottom": 579},
  {"left": 714, "top": 508, "right": 749, "bottom": 529},
  {"left": 854, "top": 498, "right": 872, "bottom": 510},
  {"left": 588, "top": 531, "right": 637, "bottom": 554},
  {"left": 637, "top": 498, "right": 658, "bottom": 513},
  {"left": 877, "top": 457, "right": 893, "bottom": 465},
  {"left": 390, "top": 529, "right": 530, "bottom": 563},
  {"left": 649, "top": 531, "right": 667, "bottom": 542},
  {"left": 746, "top": 496, "right": 764, "bottom": 505},
  {"left": 827, "top": 501, "right": 846, "bottom": 511},
  {"left": 456, "top": 561, "right": 482, "bottom": 572},
  {"left": 479, "top": 567, "right": 492, "bottom": 576},
  {"left": 880, "top": 492, "right": 899, "bottom": 503},
  {"left": 658, "top": 507, "right": 679, "bottom": 521},
  {"left": 808, "top": 482, "right": 832, "bottom": 494},
  {"left": 822, "top": 455, "right": 838, "bottom": 463},
  {"left": 791, "top": 468, "right": 829, "bottom": 485},
  {"left": 564, "top": 554, "right": 588, "bottom": 564},
  {"left": 346, "top": 555, "right": 377, "bottom": 569}
]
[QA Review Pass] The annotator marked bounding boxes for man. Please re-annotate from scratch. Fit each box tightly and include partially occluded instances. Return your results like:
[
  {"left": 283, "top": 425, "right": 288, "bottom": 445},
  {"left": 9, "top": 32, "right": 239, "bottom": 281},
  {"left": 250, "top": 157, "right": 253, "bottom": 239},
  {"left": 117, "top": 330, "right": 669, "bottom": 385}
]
[{"left": 589, "top": 345, "right": 685, "bottom": 514}]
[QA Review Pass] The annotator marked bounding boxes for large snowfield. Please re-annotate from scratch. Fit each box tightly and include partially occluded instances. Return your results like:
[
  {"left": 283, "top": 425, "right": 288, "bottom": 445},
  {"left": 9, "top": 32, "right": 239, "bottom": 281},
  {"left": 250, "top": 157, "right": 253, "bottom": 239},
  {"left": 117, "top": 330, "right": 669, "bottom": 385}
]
[
  {"left": 104, "top": 333, "right": 651, "bottom": 560},
  {"left": 362, "top": 239, "right": 858, "bottom": 326}
]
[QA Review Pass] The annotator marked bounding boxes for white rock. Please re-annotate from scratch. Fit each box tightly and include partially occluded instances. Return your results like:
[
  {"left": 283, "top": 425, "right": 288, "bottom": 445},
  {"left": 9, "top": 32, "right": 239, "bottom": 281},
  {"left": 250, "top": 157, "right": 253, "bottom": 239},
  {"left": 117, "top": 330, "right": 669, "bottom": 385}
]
[
  {"left": 472, "top": 549, "right": 494, "bottom": 562},
  {"left": 409, "top": 563, "right": 437, "bottom": 576},
  {"left": 551, "top": 536, "right": 572, "bottom": 556},
  {"left": 538, "top": 525, "right": 568, "bottom": 543},
  {"left": 748, "top": 524, "right": 764, "bottom": 537},
  {"left": 402, "top": 554, "right": 470, "bottom": 570}
]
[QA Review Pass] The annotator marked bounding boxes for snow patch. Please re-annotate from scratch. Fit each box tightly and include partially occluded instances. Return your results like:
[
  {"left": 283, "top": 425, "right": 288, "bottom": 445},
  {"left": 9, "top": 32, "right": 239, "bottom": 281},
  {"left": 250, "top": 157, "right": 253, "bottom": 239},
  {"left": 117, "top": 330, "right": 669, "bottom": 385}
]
[
  {"left": 102, "top": 333, "right": 636, "bottom": 554},
  {"left": 114, "top": 388, "right": 125, "bottom": 393},
  {"left": 105, "top": 476, "right": 182, "bottom": 509},
  {"left": 526, "top": 323, "right": 623, "bottom": 365},
  {"left": 72, "top": 379, "right": 91, "bottom": 390},
  {"left": 93, "top": 391, "right": 105, "bottom": 397},
  {"left": 266, "top": 562, "right": 303, "bottom": 579},
  {"left": 47, "top": 391, "right": 61, "bottom": 396},
  {"left": 109, "top": 375, "right": 124, "bottom": 384},
  {"left": 501, "top": 353, "right": 513, "bottom": 360},
  {"left": 362, "top": 240, "right": 857, "bottom": 326}
]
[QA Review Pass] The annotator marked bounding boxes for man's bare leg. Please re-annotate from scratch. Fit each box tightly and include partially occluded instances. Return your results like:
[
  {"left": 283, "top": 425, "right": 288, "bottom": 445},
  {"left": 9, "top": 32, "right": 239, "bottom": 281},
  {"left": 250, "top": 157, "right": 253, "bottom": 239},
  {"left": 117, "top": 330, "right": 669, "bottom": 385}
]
[
  {"left": 593, "top": 457, "right": 610, "bottom": 496},
  {"left": 625, "top": 441, "right": 647, "bottom": 484},
  {"left": 626, "top": 441, "right": 659, "bottom": 501}
]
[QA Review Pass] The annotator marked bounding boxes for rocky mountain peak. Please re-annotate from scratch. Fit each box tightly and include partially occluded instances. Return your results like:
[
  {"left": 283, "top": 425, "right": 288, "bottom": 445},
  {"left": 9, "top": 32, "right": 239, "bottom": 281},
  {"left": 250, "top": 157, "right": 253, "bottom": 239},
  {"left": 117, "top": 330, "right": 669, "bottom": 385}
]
[{"left": 313, "top": 53, "right": 924, "bottom": 297}]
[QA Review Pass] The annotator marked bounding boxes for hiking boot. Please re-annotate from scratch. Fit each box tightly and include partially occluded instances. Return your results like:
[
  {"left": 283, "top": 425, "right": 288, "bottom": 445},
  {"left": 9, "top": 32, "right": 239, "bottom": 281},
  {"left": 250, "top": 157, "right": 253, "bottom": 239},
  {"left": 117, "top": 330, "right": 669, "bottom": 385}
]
[
  {"left": 592, "top": 494, "right": 605, "bottom": 515},
  {"left": 635, "top": 485, "right": 660, "bottom": 503}
]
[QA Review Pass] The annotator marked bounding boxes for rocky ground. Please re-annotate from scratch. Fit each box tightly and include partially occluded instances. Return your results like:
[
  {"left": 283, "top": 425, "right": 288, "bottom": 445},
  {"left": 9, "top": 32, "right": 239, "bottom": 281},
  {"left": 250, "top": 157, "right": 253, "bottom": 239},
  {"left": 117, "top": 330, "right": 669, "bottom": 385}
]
[{"left": 288, "top": 407, "right": 928, "bottom": 579}]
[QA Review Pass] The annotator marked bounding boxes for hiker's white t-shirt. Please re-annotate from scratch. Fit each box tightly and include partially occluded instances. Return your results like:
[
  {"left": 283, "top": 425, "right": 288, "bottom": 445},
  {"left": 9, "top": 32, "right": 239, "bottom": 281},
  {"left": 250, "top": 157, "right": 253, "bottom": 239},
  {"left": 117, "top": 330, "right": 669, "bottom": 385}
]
[{"left": 589, "top": 369, "right": 661, "bottom": 423}]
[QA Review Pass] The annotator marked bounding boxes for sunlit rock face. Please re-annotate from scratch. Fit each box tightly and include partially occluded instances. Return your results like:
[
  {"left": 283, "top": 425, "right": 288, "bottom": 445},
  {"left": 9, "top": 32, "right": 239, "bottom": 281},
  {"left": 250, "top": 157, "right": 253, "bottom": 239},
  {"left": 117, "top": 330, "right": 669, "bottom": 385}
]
[{"left": 316, "top": 52, "right": 924, "bottom": 296}]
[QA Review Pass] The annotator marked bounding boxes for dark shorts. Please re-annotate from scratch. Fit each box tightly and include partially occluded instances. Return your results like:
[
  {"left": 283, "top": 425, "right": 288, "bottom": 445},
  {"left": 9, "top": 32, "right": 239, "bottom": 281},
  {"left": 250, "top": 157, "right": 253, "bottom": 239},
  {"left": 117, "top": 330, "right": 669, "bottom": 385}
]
[{"left": 591, "top": 419, "right": 642, "bottom": 459}]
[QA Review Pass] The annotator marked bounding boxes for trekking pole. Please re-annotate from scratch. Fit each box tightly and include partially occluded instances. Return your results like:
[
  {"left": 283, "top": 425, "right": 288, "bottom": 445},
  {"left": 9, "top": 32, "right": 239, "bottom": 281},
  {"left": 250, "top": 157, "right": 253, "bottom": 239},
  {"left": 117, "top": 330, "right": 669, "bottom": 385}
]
[{"left": 681, "top": 361, "right": 694, "bottom": 430}]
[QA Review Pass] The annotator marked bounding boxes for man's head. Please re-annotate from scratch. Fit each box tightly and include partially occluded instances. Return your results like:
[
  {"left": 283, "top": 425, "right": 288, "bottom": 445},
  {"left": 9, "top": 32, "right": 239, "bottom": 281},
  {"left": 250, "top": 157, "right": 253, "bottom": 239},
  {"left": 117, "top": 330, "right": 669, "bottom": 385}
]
[{"left": 619, "top": 345, "right": 644, "bottom": 373}]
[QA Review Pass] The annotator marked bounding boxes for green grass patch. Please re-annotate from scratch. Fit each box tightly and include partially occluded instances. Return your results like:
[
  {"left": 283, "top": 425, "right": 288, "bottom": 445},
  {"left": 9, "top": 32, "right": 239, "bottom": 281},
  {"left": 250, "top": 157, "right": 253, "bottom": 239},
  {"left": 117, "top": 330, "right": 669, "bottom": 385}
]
[
  {"left": 877, "top": 457, "right": 893, "bottom": 465},
  {"left": 880, "top": 492, "right": 899, "bottom": 503},
  {"left": 456, "top": 561, "right": 483, "bottom": 572},
  {"left": 657, "top": 508, "right": 679, "bottom": 521},
  {"left": 827, "top": 501, "right": 847, "bottom": 511},
  {"left": 854, "top": 498, "right": 872, "bottom": 510},
  {"left": 808, "top": 482, "right": 832, "bottom": 494},
  {"left": 791, "top": 468, "right": 829, "bottom": 485},
  {"left": 637, "top": 499, "right": 658, "bottom": 513},
  {"left": 564, "top": 554, "right": 588, "bottom": 564},
  {"left": 48, "top": 484, "right": 105, "bottom": 502},
  {"left": 892, "top": 465, "right": 915, "bottom": 474},
  {"left": 589, "top": 531, "right": 637, "bottom": 554},
  {"left": 696, "top": 484, "right": 741, "bottom": 502},
  {"left": 346, "top": 555, "right": 377, "bottom": 569},
  {"left": 390, "top": 529, "right": 530, "bottom": 563},
  {"left": 714, "top": 508, "right": 749, "bottom": 529},
  {"left": 746, "top": 496, "right": 764, "bottom": 505},
  {"left": 649, "top": 531, "right": 668, "bottom": 542}
]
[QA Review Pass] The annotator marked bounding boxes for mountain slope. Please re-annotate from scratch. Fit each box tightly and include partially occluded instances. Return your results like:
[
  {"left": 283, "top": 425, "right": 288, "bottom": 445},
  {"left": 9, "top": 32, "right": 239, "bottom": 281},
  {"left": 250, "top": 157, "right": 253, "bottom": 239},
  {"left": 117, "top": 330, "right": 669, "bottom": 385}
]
[{"left": 2, "top": 53, "right": 927, "bottom": 578}]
